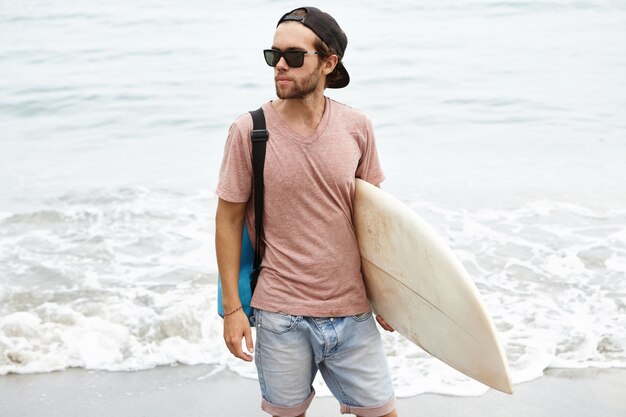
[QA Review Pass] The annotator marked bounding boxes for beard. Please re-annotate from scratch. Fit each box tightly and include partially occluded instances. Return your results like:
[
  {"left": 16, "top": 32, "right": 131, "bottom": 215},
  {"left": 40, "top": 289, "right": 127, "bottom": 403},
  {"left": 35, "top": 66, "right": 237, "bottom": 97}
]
[{"left": 275, "top": 65, "right": 322, "bottom": 100}]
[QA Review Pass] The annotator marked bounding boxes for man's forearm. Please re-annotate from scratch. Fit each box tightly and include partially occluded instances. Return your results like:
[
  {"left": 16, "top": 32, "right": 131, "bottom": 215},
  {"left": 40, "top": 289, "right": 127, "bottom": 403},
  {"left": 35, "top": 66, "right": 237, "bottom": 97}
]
[{"left": 215, "top": 200, "right": 246, "bottom": 312}]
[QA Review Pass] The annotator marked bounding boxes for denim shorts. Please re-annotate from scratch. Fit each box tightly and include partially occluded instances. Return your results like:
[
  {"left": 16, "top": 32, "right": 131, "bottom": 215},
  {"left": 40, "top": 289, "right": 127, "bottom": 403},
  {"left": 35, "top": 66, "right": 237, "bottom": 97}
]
[{"left": 254, "top": 309, "right": 396, "bottom": 417}]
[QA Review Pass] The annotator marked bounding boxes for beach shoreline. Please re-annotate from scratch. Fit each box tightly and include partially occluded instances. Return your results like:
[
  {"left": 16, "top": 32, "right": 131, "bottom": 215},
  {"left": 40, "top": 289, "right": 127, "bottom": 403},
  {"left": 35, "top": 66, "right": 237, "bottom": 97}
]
[{"left": 1, "top": 365, "right": 624, "bottom": 417}]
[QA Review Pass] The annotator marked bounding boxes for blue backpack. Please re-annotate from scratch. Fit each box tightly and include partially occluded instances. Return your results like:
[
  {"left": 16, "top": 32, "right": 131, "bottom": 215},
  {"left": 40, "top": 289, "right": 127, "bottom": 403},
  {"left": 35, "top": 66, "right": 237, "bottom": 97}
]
[{"left": 217, "top": 108, "right": 267, "bottom": 325}]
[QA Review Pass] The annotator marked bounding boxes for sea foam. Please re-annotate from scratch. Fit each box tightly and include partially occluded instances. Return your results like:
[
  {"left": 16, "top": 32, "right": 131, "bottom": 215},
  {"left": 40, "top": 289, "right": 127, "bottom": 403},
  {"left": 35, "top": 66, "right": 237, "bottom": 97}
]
[{"left": 1, "top": 188, "right": 624, "bottom": 396}]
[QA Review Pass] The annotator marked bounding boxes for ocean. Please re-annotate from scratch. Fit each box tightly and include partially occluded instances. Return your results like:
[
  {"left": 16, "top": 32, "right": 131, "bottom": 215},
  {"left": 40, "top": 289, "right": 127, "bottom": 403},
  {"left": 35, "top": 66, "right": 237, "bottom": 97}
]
[{"left": 1, "top": 0, "right": 625, "bottom": 397}]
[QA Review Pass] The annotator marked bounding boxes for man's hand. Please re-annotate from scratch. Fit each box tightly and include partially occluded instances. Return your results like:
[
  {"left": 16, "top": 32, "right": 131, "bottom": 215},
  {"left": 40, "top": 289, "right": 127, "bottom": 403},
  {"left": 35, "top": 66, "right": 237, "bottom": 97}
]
[
  {"left": 223, "top": 309, "right": 254, "bottom": 362},
  {"left": 376, "top": 315, "right": 395, "bottom": 332}
]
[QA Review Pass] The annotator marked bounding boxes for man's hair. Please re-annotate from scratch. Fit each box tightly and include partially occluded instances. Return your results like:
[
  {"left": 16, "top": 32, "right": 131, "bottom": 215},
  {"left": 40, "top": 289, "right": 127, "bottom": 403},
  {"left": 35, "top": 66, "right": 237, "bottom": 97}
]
[{"left": 289, "top": 8, "right": 343, "bottom": 88}]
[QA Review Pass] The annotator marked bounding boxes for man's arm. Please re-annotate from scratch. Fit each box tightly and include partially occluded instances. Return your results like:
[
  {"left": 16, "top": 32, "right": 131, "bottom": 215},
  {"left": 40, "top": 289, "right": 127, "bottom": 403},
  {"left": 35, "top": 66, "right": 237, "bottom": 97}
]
[{"left": 215, "top": 198, "right": 254, "bottom": 361}]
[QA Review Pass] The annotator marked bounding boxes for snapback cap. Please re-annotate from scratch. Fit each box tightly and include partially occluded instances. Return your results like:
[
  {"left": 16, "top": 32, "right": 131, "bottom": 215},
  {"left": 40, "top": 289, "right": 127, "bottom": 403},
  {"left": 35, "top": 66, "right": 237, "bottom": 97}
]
[{"left": 277, "top": 7, "right": 350, "bottom": 88}]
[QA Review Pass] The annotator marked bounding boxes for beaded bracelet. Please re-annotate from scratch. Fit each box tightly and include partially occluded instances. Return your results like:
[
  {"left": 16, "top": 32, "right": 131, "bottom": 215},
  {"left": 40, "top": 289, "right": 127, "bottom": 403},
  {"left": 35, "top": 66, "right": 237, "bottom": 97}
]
[{"left": 224, "top": 305, "right": 243, "bottom": 316}]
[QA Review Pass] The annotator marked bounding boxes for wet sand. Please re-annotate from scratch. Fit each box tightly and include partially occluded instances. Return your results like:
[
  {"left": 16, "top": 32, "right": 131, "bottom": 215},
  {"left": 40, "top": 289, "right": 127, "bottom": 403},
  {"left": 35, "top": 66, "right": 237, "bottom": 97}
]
[{"left": 1, "top": 365, "right": 625, "bottom": 417}]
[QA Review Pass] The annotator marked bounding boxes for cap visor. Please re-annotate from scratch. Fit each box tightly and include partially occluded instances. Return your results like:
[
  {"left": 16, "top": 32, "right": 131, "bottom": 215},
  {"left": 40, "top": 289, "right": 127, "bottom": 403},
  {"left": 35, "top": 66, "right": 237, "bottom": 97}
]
[{"left": 328, "top": 62, "right": 350, "bottom": 88}]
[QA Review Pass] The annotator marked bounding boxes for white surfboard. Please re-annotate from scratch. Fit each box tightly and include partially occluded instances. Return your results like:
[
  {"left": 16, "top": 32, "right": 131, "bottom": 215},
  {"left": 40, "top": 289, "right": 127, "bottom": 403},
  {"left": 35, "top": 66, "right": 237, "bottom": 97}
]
[{"left": 353, "top": 179, "right": 513, "bottom": 394}]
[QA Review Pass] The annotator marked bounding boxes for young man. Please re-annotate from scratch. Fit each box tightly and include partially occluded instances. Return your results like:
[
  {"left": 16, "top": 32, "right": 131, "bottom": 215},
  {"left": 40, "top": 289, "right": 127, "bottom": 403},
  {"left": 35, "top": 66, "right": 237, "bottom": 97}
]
[{"left": 216, "top": 6, "right": 398, "bottom": 417}]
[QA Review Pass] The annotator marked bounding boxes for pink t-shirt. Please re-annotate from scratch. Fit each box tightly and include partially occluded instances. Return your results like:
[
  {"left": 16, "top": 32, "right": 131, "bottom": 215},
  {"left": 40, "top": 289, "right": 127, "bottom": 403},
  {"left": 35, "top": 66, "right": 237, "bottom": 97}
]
[{"left": 217, "top": 97, "right": 385, "bottom": 317}]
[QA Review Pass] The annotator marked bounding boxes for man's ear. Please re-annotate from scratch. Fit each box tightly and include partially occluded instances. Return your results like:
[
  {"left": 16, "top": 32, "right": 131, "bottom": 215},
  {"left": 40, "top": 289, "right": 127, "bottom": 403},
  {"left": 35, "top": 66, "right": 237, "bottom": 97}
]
[{"left": 323, "top": 54, "right": 339, "bottom": 76}]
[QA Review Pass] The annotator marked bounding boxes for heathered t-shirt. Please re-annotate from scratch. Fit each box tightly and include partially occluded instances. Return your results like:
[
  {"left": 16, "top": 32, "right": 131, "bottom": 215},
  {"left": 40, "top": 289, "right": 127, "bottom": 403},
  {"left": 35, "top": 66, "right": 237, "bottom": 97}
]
[{"left": 216, "top": 97, "right": 385, "bottom": 317}]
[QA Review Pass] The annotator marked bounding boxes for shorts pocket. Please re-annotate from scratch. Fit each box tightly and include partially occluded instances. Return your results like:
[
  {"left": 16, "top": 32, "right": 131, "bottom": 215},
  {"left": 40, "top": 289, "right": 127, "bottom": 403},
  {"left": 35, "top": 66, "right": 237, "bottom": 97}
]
[
  {"left": 350, "top": 311, "right": 373, "bottom": 322},
  {"left": 256, "top": 309, "right": 299, "bottom": 335}
]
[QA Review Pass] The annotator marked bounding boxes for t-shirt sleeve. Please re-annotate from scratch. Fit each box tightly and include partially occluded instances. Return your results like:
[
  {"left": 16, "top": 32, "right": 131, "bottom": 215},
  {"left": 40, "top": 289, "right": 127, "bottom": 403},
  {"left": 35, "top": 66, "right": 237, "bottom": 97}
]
[
  {"left": 216, "top": 120, "right": 253, "bottom": 203},
  {"left": 356, "top": 117, "right": 385, "bottom": 186}
]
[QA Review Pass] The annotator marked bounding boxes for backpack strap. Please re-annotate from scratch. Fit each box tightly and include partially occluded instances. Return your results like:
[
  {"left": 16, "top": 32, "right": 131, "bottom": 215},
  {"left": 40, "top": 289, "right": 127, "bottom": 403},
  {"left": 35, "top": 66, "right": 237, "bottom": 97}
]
[{"left": 249, "top": 107, "right": 268, "bottom": 293}]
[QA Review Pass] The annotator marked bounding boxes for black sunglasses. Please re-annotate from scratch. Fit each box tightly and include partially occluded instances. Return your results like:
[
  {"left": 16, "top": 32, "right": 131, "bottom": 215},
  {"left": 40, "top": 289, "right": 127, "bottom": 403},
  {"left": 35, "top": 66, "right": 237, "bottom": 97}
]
[{"left": 263, "top": 49, "right": 322, "bottom": 68}]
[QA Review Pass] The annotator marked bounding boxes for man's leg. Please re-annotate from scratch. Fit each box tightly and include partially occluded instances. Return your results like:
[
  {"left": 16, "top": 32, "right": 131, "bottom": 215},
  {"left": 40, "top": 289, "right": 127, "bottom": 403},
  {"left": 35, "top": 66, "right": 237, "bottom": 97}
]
[
  {"left": 273, "top": 415, "right": 305, "bottom": 417},
  {"left": 255, "top": 309, "right": 317, "bottom": 417},
  {"left": 315, "top": 312, "right": 397, "bottom": 417},
  {"left": 357, "top": 411, "right": 397, "bottom": 417}
]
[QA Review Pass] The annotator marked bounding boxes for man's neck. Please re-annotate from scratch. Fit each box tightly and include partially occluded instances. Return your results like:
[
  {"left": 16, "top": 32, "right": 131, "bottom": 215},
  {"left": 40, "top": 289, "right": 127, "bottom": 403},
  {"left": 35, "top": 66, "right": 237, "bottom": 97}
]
[{"left": 272, "top": 91, "right": 327, "bottom": 135}]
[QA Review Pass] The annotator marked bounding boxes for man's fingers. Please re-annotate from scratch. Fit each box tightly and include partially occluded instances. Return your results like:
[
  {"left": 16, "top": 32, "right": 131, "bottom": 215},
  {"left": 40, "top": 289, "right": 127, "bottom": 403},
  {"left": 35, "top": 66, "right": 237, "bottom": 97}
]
[
  {"left": 376, "top": 315, "right": 395, "bottom": 332},
  {"left": 225, "top": 334, "right": 253, "bottom": 362},
  {"left": 232, "top": 340, "right": 253, "bottom": 362},
  {"left": 244, "top": 326, "right": 254, "bottom": 354}
]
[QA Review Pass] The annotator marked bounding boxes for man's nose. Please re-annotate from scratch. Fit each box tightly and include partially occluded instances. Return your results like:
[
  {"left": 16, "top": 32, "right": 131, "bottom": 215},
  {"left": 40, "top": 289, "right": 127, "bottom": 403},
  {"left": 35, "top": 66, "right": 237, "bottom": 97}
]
[{"left": 275, "top": 56, "right": 289, "bottom": 70}]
